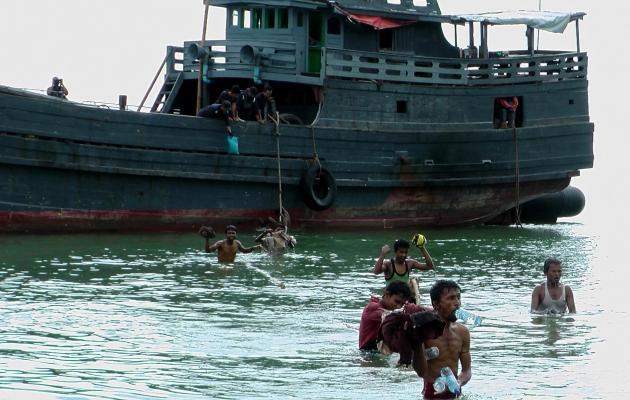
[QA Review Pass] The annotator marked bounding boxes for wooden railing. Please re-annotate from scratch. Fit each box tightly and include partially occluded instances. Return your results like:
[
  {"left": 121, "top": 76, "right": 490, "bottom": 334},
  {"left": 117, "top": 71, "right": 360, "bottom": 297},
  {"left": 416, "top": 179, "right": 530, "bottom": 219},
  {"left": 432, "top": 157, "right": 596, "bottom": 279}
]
[
  {"left": 162, "top": 41, "right": 587, "bottom": 86},
  {"left": 324, "top": 48, "right": 587, "bottom": 85}
]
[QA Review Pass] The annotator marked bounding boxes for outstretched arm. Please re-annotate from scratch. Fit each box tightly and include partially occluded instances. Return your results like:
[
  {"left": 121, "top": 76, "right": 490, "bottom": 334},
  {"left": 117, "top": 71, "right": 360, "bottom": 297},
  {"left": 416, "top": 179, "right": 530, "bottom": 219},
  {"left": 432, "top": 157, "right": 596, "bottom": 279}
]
[
  {"left": 373, "top": 244, "right": 390, "bottom": 274},
  {"left": 237, "top": 240, "right": 262, "bottom": 253},
  {"left": 205, "top": 239, "right": 222, "bottom": 253},
  {"left": 566, "top": 286, "right": 576, "bottom": 313}
]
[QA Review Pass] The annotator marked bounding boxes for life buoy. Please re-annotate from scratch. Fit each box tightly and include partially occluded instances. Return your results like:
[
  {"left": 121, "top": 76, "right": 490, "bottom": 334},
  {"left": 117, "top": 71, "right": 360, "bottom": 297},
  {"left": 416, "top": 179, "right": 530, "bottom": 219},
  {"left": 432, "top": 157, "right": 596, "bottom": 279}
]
[
  {"left": 498, "top": 96, "right": 519, "bottom": 112},
  {"left": 300, "top": 165, "right": 337, "bottom": 211}
]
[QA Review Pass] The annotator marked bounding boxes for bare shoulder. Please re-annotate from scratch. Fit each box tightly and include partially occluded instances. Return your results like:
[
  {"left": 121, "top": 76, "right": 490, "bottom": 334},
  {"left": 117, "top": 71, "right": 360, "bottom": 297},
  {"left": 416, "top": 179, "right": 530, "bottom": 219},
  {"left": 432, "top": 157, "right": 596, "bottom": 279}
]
[
  {"left": 532, "top": 283, "right": 544, "bottom": 294},
  {"left": 454, "top": 322, "right": 470, "bottom": 337}
]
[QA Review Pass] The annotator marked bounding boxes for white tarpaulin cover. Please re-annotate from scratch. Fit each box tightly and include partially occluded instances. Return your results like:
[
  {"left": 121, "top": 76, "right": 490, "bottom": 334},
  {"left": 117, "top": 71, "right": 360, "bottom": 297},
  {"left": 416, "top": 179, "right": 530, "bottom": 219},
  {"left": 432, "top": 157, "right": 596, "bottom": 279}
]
[{"left": 452, "top": 10, "right": 584, "bottom": 33}]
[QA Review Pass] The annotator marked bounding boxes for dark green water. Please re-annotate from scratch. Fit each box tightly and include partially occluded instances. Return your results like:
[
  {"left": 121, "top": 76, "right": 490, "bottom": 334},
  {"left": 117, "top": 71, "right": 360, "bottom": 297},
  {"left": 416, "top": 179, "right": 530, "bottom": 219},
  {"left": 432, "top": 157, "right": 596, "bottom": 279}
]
[{"left": 0, "top": 224, "right": 624, "bottom": 399}]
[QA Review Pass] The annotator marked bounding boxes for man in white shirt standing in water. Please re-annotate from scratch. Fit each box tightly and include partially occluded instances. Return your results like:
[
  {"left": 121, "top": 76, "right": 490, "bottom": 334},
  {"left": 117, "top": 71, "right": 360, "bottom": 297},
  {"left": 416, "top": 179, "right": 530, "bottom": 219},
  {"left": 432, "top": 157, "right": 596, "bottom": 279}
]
[{"left": 531, "top": 257, "right": 577, "bottom": 314}]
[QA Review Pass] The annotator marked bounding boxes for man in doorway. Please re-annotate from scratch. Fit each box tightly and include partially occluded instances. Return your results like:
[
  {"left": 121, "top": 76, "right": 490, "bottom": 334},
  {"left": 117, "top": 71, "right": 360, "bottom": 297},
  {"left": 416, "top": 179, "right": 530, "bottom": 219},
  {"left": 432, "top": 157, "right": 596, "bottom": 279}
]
[
  {"left": 203, "top": 225, "right": 262, "bottom": 263},
  {"left": 374, "top": 238, "right": 433, "bottom": 303},
  {"left": 359, "top": 281, "right": 411, "bottom": 351},
  {"left": 413, "top": 280, "right": 471, "bottom": 399},
  {"left": 531, "top": 257, "right": 576, "bottom": 314}
]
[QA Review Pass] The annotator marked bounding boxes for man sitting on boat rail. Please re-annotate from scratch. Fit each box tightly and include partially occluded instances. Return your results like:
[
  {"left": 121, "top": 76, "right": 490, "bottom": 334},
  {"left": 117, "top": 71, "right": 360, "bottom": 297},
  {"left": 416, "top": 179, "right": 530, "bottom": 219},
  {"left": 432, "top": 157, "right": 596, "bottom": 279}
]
[
  {"left": 374, "top": 236, "right": 434, "bottom": 304},
  {"left": 197, "top": 100, "right": 232, "bottom": 134}
]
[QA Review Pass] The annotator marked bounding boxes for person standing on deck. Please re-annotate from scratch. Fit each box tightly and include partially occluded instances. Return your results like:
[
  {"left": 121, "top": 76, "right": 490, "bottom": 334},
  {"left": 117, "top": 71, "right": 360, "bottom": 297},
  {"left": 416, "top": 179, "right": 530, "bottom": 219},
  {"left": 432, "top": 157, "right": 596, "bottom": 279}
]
[
  {"left": 412, "top": 280, "right": 471, "bottom": 399},
  {"left": 531, "top": 257, "right": 576, "bottom": 314},
  {"left": 374, "top": 237, "right": 434, "bottom": 303},
  {"left": 202, "top": 225, "right": 262, "bottom": 263}
]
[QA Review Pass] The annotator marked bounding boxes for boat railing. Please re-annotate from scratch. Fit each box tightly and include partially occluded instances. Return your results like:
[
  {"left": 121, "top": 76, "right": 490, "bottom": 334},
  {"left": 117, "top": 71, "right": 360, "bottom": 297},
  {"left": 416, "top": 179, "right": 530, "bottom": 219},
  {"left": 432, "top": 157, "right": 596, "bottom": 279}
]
[
  {"left": 323, "top": 48, "right": 587, "bottom": 85},
  {"left": 169, "top": 40, "right": 299, "bottom": 81}
]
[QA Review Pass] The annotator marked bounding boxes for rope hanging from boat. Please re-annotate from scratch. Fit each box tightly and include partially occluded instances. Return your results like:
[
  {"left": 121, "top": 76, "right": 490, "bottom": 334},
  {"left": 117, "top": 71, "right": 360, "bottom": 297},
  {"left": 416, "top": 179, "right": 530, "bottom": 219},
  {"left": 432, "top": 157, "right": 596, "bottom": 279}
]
[
  {"left": 310, "top": 100, "right": 323, "bottom": 170},
  {"left": 270, "top": 112, "right": 290, "bottom": 227},
  {"left": 513, "top": 126, "right": 523, "bottom": 227}
]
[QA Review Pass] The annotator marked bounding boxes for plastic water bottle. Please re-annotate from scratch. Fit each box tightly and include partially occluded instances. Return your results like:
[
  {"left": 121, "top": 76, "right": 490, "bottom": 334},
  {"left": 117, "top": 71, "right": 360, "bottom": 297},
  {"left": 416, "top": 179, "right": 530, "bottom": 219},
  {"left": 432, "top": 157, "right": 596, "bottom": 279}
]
[
  {"left": 424, "top": 346, "right": 439, "bottom": 360},
  {"left": 432, "top": 376, "right": 447, "bottom": 394},
  {"left": 440, "top": 367, "right": 461, "bottom": 396},
  {"left": 455, "top": 308, "right": 482, "bottom": 327}
]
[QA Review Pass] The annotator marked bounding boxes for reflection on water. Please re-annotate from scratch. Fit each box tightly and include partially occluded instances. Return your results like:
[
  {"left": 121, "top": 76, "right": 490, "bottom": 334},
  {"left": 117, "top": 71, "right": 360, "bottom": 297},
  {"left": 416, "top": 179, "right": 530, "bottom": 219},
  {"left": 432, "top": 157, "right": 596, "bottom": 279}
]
[{"left": 0, "top": 224, "right": 622, "bottom": 399}]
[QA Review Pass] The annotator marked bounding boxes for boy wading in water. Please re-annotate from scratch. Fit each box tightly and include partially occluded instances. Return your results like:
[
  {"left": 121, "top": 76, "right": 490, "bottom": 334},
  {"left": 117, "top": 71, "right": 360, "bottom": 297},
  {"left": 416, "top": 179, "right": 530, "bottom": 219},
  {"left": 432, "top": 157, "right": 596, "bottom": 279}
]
[
  {"left": 202, "top": 225, "right": 262, "bottom": 263},
  {"left": 374, "top": 237, "right": 434, "bottom": 303}
]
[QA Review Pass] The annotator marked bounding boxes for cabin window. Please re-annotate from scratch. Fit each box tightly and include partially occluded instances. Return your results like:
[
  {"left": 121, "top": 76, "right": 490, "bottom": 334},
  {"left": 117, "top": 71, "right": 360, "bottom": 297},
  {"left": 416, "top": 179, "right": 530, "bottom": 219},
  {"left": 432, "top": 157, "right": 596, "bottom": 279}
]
[
  {"left": 397, "top": 100, "right": 407, "bottom": 113},
  {"left": 387, "top": 0, "right": 401, "bottom": 4},
  {"left": 379, "top": 29, "right": 394, "bottom": 50},
  {"left": 413, "top": 0, "right": 428, "bottom": 6},
  {"left": 279, "top": 8, "right": 289, "bottom": 28},
  {"left": 297, "top": 11, "right": 304, "bottom": 27},
  {"left": 327, "top": 17, "right": 341, "bottom": 35},
  {"left": 265, "top": 8, "right": 276, "bottom": 29},
  {"left": 252, "top": 8, "right": 263, "bottom": 29},
  {"left": 243, "top": 10, "right": 252, "bottom": 28},
  {"left": 231, "top": 9, "right": 239, "bottom": 27}
]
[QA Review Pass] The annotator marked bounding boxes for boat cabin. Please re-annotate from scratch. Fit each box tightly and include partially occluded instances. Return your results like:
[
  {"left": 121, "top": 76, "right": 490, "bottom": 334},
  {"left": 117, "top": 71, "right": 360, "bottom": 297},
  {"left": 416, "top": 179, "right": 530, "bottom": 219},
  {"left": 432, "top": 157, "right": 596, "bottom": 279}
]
[{"left": 148, "top": 0, "right": 586, "bottom": 128}]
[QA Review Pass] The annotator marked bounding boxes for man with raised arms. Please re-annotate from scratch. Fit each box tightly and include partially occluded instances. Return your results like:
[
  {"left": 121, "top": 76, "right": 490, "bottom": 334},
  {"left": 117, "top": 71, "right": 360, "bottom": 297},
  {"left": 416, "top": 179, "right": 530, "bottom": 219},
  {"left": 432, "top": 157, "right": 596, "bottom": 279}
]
[{"left": 203, "top": 225, "right": 261, "bottom": 263}]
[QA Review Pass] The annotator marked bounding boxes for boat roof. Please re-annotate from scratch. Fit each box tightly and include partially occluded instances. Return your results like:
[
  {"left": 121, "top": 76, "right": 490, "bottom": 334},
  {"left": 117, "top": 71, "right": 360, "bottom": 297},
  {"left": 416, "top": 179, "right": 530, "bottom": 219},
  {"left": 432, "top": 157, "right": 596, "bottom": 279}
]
[
  {"left": 206, "top": 1, "right": 585, "bottom": 32},
  {"left": 207, "top": 0, "right": 444, "bottom": 21},
  {"left": 448, "top": 10, "right": 586, "bottom": 33}
]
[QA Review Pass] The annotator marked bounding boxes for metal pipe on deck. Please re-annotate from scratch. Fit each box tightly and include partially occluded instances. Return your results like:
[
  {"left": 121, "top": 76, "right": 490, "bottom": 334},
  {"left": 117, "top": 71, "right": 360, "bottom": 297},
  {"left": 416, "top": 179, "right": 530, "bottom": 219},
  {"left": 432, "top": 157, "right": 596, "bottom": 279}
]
[{"left": 576, "top": 19, "right": 580, "bottom": 52}]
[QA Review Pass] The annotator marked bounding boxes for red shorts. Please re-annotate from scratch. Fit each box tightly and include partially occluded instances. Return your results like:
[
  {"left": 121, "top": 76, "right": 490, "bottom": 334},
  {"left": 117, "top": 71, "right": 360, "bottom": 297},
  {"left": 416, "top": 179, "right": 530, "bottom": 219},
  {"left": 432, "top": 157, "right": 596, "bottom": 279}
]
[{"left": 423, "top": 381, "right": 460, "bottom": 399}]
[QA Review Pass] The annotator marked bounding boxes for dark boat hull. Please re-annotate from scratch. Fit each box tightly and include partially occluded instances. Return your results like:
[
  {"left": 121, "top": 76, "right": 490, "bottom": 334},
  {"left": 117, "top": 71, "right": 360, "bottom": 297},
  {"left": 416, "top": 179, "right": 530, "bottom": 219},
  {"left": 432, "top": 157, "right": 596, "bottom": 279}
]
[{"left": 0, "top": 84, "right": 592, "bottom": 232}]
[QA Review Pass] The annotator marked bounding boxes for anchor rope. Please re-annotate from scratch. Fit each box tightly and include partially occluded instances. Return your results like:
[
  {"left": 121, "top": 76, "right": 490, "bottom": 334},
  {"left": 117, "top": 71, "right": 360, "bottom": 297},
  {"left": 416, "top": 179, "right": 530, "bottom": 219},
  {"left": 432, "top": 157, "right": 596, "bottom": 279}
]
[
  {"left": 271, "top": 112, "right": 289, "bottom": 227},
  {"left": 513, "top": 126, "right": 523, "bottom": 227}
]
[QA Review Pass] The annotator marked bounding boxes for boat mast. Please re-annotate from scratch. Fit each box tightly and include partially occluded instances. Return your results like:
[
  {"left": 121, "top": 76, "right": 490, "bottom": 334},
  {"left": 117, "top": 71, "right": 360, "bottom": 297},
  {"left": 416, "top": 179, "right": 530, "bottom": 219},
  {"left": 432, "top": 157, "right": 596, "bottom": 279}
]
[{"left": 196, "top": 2, "right": 210, "bottom": 113}]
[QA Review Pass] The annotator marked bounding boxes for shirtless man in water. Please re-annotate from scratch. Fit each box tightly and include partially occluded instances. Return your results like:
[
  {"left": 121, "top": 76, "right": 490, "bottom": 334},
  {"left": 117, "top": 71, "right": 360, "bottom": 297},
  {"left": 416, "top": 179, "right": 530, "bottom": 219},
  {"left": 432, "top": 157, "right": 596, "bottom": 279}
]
[
  {"left": 413, "top": 280, "right": 471, "bottom": 399},
  {"left": 531, "top": 257, "right": 576, "bottom": 314},
  {"left": 374, "top": 238, "right": 433, "bottom": 303},
  {"left": 203, "top": 225, "right": 261, "bottom": 263}
]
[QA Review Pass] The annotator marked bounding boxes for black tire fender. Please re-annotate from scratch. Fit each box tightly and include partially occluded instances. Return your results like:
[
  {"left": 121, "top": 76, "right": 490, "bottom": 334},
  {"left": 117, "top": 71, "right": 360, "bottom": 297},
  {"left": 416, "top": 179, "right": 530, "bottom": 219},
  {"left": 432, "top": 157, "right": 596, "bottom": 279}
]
[{"left": 300, "top": 165, "right": 337, "bottom": 211}]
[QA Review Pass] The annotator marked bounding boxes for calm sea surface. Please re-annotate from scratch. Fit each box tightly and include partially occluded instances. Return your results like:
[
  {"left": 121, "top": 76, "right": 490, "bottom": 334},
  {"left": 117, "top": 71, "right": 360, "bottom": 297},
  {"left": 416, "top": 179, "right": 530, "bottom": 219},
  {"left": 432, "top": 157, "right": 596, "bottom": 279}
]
[{"left": 0, "top": 223, "right": 626, "bottom": 399}]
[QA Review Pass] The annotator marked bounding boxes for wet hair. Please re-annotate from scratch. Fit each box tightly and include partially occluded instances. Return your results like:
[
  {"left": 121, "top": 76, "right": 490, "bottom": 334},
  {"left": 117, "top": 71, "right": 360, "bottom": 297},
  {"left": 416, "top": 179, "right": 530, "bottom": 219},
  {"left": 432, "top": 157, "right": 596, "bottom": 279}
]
[
  {"left": 429, "top": 280, "right": 461, "bottom": 304},
  {"left": 394, "top": 239, "right": 410, "bottom": 252},
  {"left": 543, "top": 257, "right": 561, "bottom": 274},
  {"left": 230, "top": 85, "right": 241, "bottom": 94},
  {"left": 225, "top": 224, "right": 237, "bottom": 233},
  {"left": 384, "top": 281, "right": 411, "bottom": 300},
  {"left": 248, "top": 86, "right": 258, "bottom": 95},
  {"left": 264, "top": 83, "right": 273, "bottom": 92}
]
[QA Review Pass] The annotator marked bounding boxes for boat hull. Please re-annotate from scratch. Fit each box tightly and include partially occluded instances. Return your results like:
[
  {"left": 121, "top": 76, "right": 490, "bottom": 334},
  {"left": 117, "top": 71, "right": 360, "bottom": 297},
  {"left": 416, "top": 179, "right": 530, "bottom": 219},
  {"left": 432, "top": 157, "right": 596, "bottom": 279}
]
[{"left": 0, "top": 85, "right": 592, "bottom": 232}]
